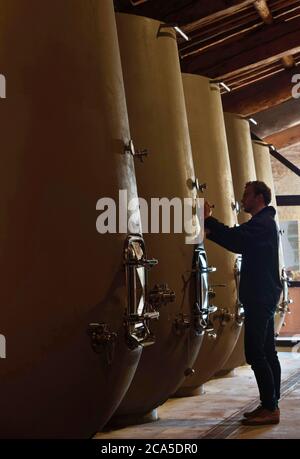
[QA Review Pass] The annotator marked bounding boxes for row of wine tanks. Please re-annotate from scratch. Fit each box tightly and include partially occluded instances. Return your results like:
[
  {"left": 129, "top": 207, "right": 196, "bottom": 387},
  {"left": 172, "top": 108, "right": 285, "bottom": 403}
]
[{"left": 0, "top": 1, "right": 290, "bottom": 438}]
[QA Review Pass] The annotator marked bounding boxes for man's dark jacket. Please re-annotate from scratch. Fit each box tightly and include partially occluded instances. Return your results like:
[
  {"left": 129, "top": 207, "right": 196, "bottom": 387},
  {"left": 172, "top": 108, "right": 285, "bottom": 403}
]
[{"left": 204, "top": 206, "right": 282, "bottom": 307}]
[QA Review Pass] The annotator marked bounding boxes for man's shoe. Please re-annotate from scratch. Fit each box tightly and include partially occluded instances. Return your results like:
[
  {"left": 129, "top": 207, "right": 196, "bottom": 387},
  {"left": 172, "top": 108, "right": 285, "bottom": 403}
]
[
  {"left": 241, "top": 408, "right": 280, "bottom": 426},
  {"left": 243, "top": 405, "right": 263, "bottom": 419}
]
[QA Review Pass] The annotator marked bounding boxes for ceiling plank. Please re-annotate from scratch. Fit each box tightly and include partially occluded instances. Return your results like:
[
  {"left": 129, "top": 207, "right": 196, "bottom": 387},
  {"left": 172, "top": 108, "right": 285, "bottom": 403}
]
[
  {"left": 250, "top": 98, "right": 300, "bottom": 138},
  {"left": 222, "top": 67, "right": 298, "bottom": 115},
  {"left": 114, "top": 0, "right": 256, "bottom": 25},
  {"left": 281, "top": 55, "right": 296, "bottom": 68},
  {"left": 253, "top": 0, "right": 273, "bottom": 24},
  {"left": 181, "top": 14, "right": 300, "bottom": 77},
  {"left": 264, "top": 124, "right": 300, "bottom": 149}
]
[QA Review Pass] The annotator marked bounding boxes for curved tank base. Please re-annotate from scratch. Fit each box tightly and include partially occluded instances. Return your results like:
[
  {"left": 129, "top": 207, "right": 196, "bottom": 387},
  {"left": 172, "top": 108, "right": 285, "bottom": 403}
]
[
  {"left": 115, "top": 318, "right": 204, "bottom": 417},
  {"left": 107, "top": 409, "right": 159, "bottom": 429},
  {"left": 215, "top": 368, "right": 237, "bottom": 378},
  {"left": 175, "top": 320, "right": 241, "bottom": 397},
  {"left": 218, "top": 326, "right": 246, "bottom": 373},
  {"left": 0, "top": 316, "right": 141, "bottom": 439},
  {"left": 174, "top": 384, "right": 205, "bottom": 397}
]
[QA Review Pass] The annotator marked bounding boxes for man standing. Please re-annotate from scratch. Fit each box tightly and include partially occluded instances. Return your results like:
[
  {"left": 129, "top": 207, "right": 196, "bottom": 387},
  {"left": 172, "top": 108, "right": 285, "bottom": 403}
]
[{"left": 204, "top": 181, "right": 282, "bottom": 426}]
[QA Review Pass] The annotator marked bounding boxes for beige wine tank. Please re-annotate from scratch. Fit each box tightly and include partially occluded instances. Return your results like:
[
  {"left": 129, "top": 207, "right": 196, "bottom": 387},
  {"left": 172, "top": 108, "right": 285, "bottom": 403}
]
[
  {"left": 176, "top": 74, "right": 242, "bottom": 395},
  {"left": 252, "top": 141, "right": 287, "bottom": 335},
  {"left": 0, "top": 0, "right": 148, "bottom": 438},
  {"left": 113, "top": 14, "right": 204, "bottom": 422},
  {"left": 219, "top": 113, "right": 257, "bottom": 373}
]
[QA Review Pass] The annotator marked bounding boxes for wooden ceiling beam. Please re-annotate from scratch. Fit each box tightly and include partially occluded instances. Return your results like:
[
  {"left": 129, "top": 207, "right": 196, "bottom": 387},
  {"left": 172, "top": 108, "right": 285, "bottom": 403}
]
[
  {"left": 264, "top": 124, "right": 300, "bottom": 149},
  {"left": 181, "top": 14, "right": 300, "bottom": 77},
  {"left": 182, "top": 9, "right": 258, "bottom": 41},
  {"left": 250, "top": 98, "right": 300, "bottom": 138},
  {"left": 114, "top": 0, "right": 257, "bottom": 25},
  {"left": 224, "top": 61, "right": 281, "bottom": 84},
  {"left": 281, "top": 55, "right": 296, "bottom": 68},
  {"left": 225, "top": 66, "right": 283, "bottom": 90},
  {"left": 253, "top": 0, "right": 273, "bottom": 24},
  {"left": 222, "top": 67, "right": 298, "bottom": 115}
]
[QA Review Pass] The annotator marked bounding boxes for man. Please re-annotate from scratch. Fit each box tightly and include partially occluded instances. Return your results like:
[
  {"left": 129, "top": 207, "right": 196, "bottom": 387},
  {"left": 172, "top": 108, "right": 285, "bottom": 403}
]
[{"left": 204, "top": 181, "right": 282, "bottom": 426}]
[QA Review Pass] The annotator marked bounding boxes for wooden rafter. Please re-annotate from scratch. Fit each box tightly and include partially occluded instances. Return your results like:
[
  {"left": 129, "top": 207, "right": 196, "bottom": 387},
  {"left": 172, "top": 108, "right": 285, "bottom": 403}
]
[
  {"left": 114, "top": 0, "right": 257, "bottom": 25},
  {"left": 253, "top": 0, "right": 273, "bottom": 24},
  {"left": 222, "top": 68, "right": 298, "bottom": 115},
  {"left": 264, "top": 124, "right": 300, "bottom": 149},
  {"left": 249, "top": 98, "right": 300, "bottom": 138},
  {"left": 281, "top": 55, "right": 296, "bottom": 68},
  {"left": 181, "top": 14, "right": 300, "bottom": 77}
]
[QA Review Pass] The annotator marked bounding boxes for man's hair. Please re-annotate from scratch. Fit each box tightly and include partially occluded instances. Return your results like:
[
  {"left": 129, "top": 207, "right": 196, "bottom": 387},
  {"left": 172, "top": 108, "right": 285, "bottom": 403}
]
[{"left": 245, "top": 180, "right": 272, "bottom": 205}]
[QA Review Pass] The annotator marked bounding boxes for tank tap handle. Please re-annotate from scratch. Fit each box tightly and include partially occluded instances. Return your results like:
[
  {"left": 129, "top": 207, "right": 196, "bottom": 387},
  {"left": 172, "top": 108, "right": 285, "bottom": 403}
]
[
  {"left": 124, "top": 139, "right": 148, "bottom": 162},
  {"left": 148, "top": 284, "right": 176, "bottom": 308},
  {"left": 202, "top": 266, "right": 217, "bottom": 273},
  {"left": 187, "top": 178, "right": 206, "bottom": 192},
  {"left": 142, "top": 258, "right": 158, "bottom": 270}
]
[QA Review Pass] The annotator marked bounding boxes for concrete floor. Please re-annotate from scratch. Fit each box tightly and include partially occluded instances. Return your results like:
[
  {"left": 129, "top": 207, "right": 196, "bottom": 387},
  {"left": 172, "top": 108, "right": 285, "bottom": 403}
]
[{"left": 95, "top": 350, "right": 300, "bottom": 440}]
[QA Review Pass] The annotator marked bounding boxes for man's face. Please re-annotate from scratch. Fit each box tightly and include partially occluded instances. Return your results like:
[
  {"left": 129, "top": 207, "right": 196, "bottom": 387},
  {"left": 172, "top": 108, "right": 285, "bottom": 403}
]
[{"left": 241, "top": 185, "right": 258, "bottom": 213}]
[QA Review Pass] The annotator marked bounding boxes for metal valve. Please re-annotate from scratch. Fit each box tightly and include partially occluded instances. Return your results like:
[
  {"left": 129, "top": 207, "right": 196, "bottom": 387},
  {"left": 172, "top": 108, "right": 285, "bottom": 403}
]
[
  {"left": 220, "top": 309, "right": 235, "bottom": 326},
  {"left": 190, "top": 178, "right": 207, "bottom": 193},
  {"left": 87, "top": 323, "right": 117, "bottom": 365},
  {"left": 202, "top": 266, "right": 217, "bottom": 274},
  {"left": 134, "top": 149, "right": 148, "bottom": 162},
  {"left": 148, "top": 284, "right": 176, "bottom": 308},
  {"left": 235, "top": 302, "right": 245, "bottom": 325},
  {"left": 141, "top": 258, "right": 159, "bottom": 270},
  {"left": 184, "top": 368, "right": 195, "bottom": 377},
  {"left": 208, "top": 284, "right": 226, "bottom": 299},
  {"left": 207, "top": 331, "right": 217, "bottom": 340},
  {"left": 193, "top": 302, "right": 207, "bottom": 336},
  {"left": 124, "top": 139, "right": 149, "bottom": 162},
  {"left": 174, "top": 314, "right": 190, "bottom": 334},
  {"left": 204, "top": 307, "right": 218, "bottom": 336},
  {"left": 198, "top": 182, "right": 207, "bottom": 193},
  {"left": 208, "top": 305, "right": 218, "bottom": 314}
]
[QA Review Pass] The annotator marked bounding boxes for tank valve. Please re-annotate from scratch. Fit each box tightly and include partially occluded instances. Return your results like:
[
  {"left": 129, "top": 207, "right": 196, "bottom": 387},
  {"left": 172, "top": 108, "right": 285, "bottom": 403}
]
[
  {"left": 148, "top": 284, "right": 176, "bottom": 308},
  {"left": 221, "top": 309, "right": 235, "bottom": 326},
  {"left": 87, "top": 323, "right": 117, "bottom": 365},
  {"left": 235, "top": 302, "right": 245, "bottom": 326},
  {"left": 124, "top": 139, "right": 148, "bottom": 162},
  {"left": 208, "top": 284, "right": 226, "bottom": 300},
  {"left": 207, "top": 331, "right": 217, "bottom": 340},
  {"left": 204, "top": 314, "right": 217, "bottom": 338},
  {"left": 187, "top": 178, "right": 206, "bottom": 193},
  {"left": 277, "top": 298, "right": 293, "bottom": 314},
  {"left": 184, "top": 368, "right": 195, "bottom": 377},
  {"left": 198, "top": 182, "right": 207, "bottom": 193},
  {"left": 174, "top": 314, "right": 190, "bottom": 334}
]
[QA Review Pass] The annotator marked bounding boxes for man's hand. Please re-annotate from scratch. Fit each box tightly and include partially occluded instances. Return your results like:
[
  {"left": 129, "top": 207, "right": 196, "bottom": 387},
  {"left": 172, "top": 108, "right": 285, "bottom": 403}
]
[{"left": 204, "top": 200, "right": 213, "bottom": 219}]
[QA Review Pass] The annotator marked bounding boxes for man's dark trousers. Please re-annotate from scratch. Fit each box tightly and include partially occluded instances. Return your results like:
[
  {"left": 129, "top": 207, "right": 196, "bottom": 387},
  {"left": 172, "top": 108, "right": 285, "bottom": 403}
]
[{"left": 244, "top": 304, "right": 281, "bottom": 411}]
